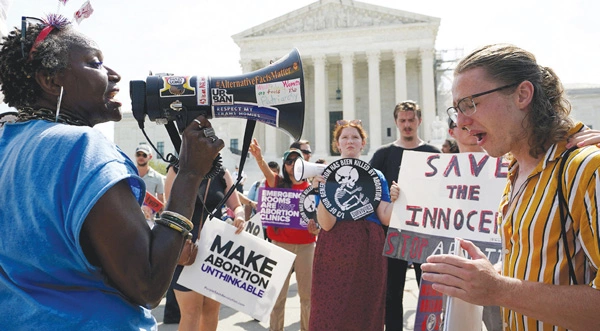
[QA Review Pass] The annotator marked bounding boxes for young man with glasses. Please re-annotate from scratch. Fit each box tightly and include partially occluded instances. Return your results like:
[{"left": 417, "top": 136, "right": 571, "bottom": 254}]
[
  {"left": 369, "top": 100, "right": 440, "bottom": 331},
  {"left": 135, "top": 144, "right": 165, "bottom": 205},
  {"left": 422, "top": 44, "right": 600, "bottom": 331}
]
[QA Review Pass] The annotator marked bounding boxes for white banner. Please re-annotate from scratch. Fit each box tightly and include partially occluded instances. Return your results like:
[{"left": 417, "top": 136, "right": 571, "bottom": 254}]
[
  {"left": 244, "top": 212, "right": 265, "bottom": 239},
  {"left": 178, "top": 218, "right": 296, "bottom": 322},
  {"left": 443, "top": 238, "right": 483, "bottom": 331},
  {"left": 384, "top": 152, "right": 508, "bottom": 263}
]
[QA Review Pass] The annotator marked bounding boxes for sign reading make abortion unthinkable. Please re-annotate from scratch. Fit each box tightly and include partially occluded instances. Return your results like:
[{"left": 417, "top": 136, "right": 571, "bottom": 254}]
[
  {"left": 177, "top": 218, "right": 296, "bottom": 322},
  {"left": 383, "top": 151, "right": 508, "bottom": 264},
  {"left": 319, "top": 158, "right": 382, "bottom": 220}
]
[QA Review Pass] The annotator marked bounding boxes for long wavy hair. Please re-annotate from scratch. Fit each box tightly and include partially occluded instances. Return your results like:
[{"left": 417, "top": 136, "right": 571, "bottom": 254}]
[{"left": 455, "top": 44, "right": 573, "bottom": 158}]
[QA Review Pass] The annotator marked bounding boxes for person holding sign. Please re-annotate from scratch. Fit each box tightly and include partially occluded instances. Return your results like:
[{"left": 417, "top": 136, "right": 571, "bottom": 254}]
[
  {"left": 249, "top": 139, "right": 318, "bottom": 331},
  {"left": 422, "top": 44, "right": 600, "bottom": 331},
  {"left": 369, "top": 100, "right": 440, "bottom": 331},
  {"left": 310, "top": 120, "right": 399, "bottom": 331},
  {"left": 164, "top": 164, "right": 245, "bottom": 331}
]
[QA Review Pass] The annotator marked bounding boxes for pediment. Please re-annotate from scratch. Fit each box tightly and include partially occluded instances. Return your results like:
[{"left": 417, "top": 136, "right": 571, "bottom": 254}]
[{"left": 233, "top": 0, "right": 439, "bottom": 39}]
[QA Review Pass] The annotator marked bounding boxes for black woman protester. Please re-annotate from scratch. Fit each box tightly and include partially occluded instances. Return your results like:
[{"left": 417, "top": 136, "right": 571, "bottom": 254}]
[{"left": 0, "top": 15, "right": 222, "bottom": 329}]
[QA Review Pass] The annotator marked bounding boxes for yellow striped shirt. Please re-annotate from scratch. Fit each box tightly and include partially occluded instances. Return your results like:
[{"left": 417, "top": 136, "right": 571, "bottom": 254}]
[{"left": 499, "top": 122, "right": 600, "bottom": 331}]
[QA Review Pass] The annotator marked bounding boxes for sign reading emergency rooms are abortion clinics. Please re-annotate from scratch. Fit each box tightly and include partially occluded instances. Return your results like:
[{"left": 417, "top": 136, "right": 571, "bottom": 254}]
[
  {"left": 383, "top": 151, "right": 508, "bottom": 264},
  {"left": 257, "top": 187, "right": 308, "bottom": 229},
  {"left": 178, "top": 219, "right": 295, "bottom": 322}
]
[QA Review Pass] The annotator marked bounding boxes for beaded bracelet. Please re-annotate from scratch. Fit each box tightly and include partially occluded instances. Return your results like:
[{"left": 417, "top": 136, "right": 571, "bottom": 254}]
[
  {"left": 161, "top": 211, "right": 193, "bottom": 232},
  {"left": 155, "top": 218, "right": 192, "bottom": 240}
]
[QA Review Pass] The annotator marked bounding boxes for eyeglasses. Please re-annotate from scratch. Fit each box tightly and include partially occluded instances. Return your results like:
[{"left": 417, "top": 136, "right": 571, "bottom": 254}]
[
  {"left": 21, "top": 16, "right": 44, "bottom": 59},
  {"left": 336, "top": 119, "right": 362, "bottom": 127},
  {"left": 21, "top": 15, "right": 70, "bottom": 62},
  {"left": 284, "top": 158, "right": 298, "bottom": 166},
  {"left": 136, "top": 153, "right": 148, "bottom": 158},
  {"left": 300, "top": 149, "right": 312, "bottom": 155},
  {"left": 446, "top": 82, "right": 520, "bottom": 123}
]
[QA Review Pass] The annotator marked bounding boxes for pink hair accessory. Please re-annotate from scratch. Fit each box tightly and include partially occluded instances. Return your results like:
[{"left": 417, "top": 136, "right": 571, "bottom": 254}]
[{"left": 26, "top": 14, "right": 70, "bottom": 62}]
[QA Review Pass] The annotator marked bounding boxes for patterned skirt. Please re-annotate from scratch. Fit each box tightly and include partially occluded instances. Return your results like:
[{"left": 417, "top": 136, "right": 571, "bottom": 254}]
[{"left": 309, "top": 220, "right": 387, "bottom": 331}]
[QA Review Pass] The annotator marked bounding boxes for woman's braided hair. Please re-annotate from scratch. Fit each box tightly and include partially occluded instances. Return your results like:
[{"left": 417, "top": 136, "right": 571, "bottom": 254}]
[{"left": 0, "top": 18, "right": 85, "bottom": 108}]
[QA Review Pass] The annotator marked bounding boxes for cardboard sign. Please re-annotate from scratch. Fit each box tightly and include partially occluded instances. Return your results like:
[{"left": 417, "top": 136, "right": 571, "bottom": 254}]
[
  {"left": 384, "top": 152, "right": 507, "bottom": 264},
  {"left": 244, "top": 212, "right": 265, "bottom": 239},
  {"left": 318, "top": 158, "right": 382, "bottom": 220},
  {"left": 257, "top": 187, "right": 306, "bottom": 229},
  {"left": 298, "top": 186, "right": 318, "bottom": 226},
  {"left": 143, "top": 191, "right": 163, "bottom": 213},
  {"left": 443, "top": 238, "right": 483, "bottom": 331},
  {"left": 178, "top": 218, "right": 296, "bottom": 322},
  {"left": 414, "top": 279, "right": 444, "bottom": 331}
]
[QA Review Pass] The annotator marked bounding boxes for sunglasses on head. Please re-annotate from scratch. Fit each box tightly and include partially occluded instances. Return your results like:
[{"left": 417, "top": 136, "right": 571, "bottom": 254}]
[
  {"left": 136, "top": 153, "right": 148, "bottom": 158},
  {"left": 301, "top": 149, "right": 312, "bottom": 155},
  {"left": 336, "top": 119, "right": 362, "bottom": 127}
]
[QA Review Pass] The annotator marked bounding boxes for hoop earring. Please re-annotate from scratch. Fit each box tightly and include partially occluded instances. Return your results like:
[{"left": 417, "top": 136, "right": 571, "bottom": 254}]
[{"left": 55, "top": 86, "right": 63, "bottom": 122}]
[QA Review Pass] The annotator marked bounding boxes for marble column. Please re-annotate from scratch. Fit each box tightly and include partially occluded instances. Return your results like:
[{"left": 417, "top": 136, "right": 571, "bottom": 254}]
[
  {"left": 240, "top": 59, "right": 253, "bottom": 73},
  {"left": 419, "top": 48, "right": 436, "bottom": 143},
  {"left": 393, "top": 50, "right": 408, "bottom": 103},
  {"left": 312, "top": 54, "right": 328, "bottom": 156},
  {"left": 340, "top": 52, "right": 355, "bottom": 121},
  {"left": 367, "top": 50, "right": 382, "bottom": 149}
]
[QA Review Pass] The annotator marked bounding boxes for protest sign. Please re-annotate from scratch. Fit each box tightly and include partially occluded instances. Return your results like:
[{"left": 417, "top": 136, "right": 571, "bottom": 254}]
[
  {"left": 298, "top": 186, "right": 318, "bottom": 226},
  {"left": 244, "top": 212, "right": 265, "bottom": 239},
  {"left": 413, "top": 279, "right": 444, "bottom": 331},
  {"left": 318, "top": 158, "right": 381, "bottom": 220},
  {"left": 143, "top": 191, "right": 163, "bottom": 213},
  {"left": 178, "top": 218, "right": 296, "bottom": 322},
  {"left": 257, "top": 187, "right": 306, "bottom": 229},
  {"left": 443, "top": 238, "right": 483, "bottom": 331},
  {"left": 384, "top": 151, "right": 507, "bottom": 264}
]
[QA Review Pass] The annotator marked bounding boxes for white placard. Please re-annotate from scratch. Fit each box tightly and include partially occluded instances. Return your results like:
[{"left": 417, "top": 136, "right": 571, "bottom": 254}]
[
  {"left": 178, "top": 218, "right": 295, "bottom": 322},
  {"left": 443, "top": 238, "right": 483, "bottom": 331},
  {"left": 244, "top": 212, "right": 265, "bottom": 239},
  {"left": 384, "top": 151, "right": 508, "bottom": 263},
  {"left": 390, "top": 151, "right": 507, "bottom": 241}
]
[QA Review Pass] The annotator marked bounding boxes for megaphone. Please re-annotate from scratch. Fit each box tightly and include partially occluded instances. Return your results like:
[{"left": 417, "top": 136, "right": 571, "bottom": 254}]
[
  {"left": 294, "top": 158, "right": 327, "bottom": 181},
  {"left": 130, "top": 48, "right": 305, "bottom": 140}
]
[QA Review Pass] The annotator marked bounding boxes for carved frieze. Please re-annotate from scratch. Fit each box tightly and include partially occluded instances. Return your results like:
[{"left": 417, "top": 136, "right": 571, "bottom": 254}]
[{"left": 246, "top": 4, "right": 425, "bottom": 37}]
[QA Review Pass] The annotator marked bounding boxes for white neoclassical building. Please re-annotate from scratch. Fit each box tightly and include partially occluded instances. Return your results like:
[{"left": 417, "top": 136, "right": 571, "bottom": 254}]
[
  {"left": 232, "top": 0, "right": 441, "bottom": 160},
  {"left": 112, "top": 0, "right": 600, "bottom": 185}
]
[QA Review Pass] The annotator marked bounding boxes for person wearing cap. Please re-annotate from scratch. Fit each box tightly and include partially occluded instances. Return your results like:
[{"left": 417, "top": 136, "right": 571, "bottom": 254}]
[
  {"left": 135, "top": 144, "right": 165, "bottom": 205},
  {"left": 248, "top": 138, "right": 318, "bottom": 331}
]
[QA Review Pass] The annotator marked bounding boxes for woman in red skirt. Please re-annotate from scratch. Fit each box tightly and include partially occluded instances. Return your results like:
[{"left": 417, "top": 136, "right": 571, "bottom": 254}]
[{"left": 310, "top": 120, "right": 399, "bottom": 331}]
